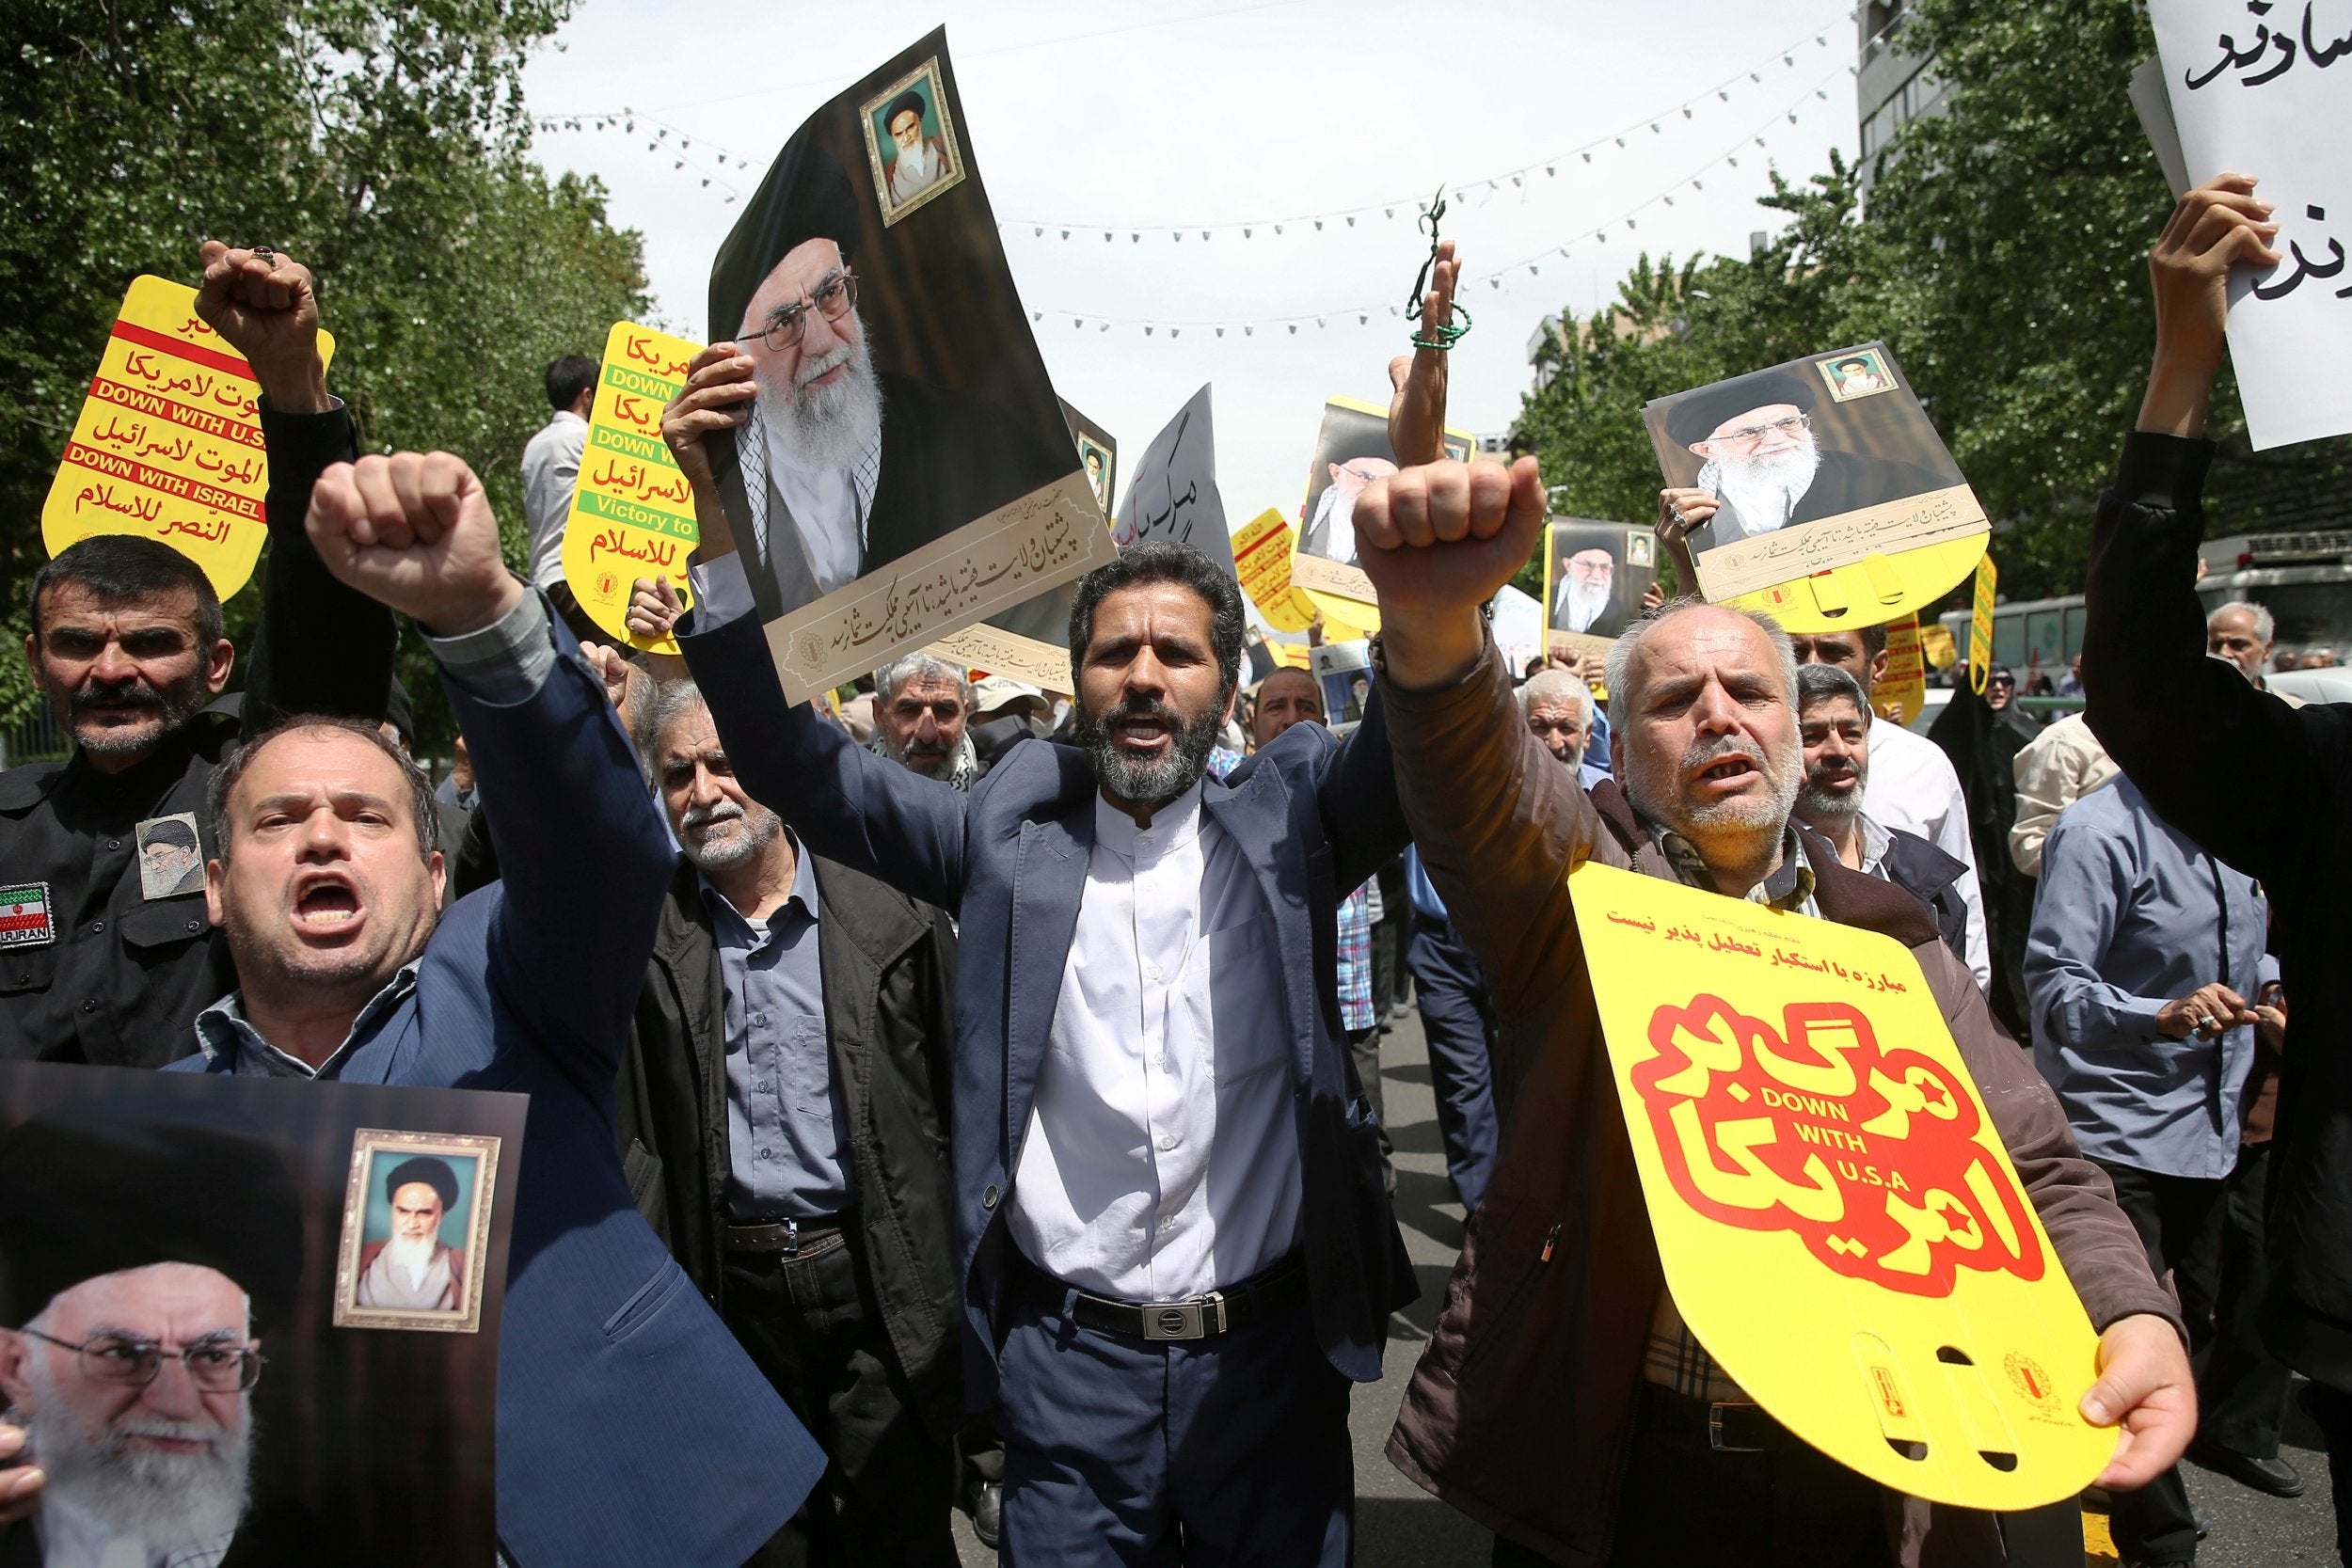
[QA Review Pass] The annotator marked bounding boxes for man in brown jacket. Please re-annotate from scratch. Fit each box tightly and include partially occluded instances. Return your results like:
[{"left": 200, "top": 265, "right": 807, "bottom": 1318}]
[{"left": 1343, "top": 455, "right": 2198, "bottom": 1567}]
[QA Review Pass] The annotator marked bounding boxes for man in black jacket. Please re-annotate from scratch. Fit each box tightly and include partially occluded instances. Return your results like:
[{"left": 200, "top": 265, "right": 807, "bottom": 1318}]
[
  {"left": 0, "top": 243, "right": 392, "bottom": 1069},
  {"left": 618, "top": 676, "right": 962, "bottom": 1568},
  {"left": 2082, "top": 172, "right": 2352, "bottom": 1558}
]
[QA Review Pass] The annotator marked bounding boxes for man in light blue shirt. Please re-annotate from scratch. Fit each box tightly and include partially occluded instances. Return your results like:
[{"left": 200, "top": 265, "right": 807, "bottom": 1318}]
[{"left": 2025, "top": 771, "right": 2266, "bottom": 1564}]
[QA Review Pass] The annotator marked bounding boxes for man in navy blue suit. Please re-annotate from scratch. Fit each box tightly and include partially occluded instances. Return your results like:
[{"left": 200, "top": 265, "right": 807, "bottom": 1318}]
[
  {"left": 0, "top": 449, "right": 826, "bottom": 1567},
  {"left": 634, "top": 339, "right": 1417, "bottom": 1564}
]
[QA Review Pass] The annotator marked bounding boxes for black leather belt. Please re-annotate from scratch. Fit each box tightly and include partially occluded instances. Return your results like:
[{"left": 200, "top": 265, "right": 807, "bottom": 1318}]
[
  {"left": 1643, "top": 1385, "right": 1788, "bottom": 1454},
  {"left": 723, "top": 1212, "right": 855, "bottom": 1256},
  {"left": 1062, "top": 1252, "right": 1309, "bottom": 1343}
]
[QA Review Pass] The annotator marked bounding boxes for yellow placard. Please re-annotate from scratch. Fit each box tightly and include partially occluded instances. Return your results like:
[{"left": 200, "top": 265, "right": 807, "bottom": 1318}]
[
  {"left": 1726, "top": 533, "right": 1988, "bottom": 637},
  {"left": 1232, "top": 508, "right": 1302, "bottom": 626},
  {"left": 1918, "top": 624, "right": 1958, "bottom": 672},
  {"left": 41, "top": 276, "right": 339, "bottom": 598},
  {"left": 1872, "top": 616, "right": 1928, "bottom": 726},
  {"left": 1968, "top": 554, "right": 1998, "bottom": 695},
  {"left": 1569, "top": 862, "right": 2114, "bottom": 1509},
  {"left": 558, "top": 322, "right": 705, "bottom": 655}
]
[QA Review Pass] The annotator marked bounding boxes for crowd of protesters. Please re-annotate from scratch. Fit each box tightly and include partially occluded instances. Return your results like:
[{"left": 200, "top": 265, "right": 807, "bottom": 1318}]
[{"left": 0, "top": 174, "right": 2343, "bottom": 1568}]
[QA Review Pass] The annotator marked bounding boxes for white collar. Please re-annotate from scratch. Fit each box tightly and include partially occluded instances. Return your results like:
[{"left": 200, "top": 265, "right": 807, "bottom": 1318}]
[{"left": 1092, "top": 780, "right": 1207, "bottom": 862}]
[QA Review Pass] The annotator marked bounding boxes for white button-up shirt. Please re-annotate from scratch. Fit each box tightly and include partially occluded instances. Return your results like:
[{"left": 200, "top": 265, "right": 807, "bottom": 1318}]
[
  {"left": 1867, "top": 716, "right": 1991, "bottom": 993},
  {"left": 1008, "top": 784, "right": 1302, "bottom": 1301}
]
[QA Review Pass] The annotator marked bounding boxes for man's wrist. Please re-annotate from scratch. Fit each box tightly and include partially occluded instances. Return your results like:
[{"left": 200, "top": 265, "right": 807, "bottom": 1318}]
[
  {"left": 1375, "top": 608, "right": 1487, "bottom": 693},
  {"left": 420, "top": 578, "right": 528, "bottom": 640},
  {"left": 252, "top": 355, "right": 332, "bottom": 418}
]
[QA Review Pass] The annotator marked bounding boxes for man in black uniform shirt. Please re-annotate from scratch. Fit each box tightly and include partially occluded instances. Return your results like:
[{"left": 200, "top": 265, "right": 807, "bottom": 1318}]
[{"left": 0, "top": 242, "right": 392, "bottom": 1068}]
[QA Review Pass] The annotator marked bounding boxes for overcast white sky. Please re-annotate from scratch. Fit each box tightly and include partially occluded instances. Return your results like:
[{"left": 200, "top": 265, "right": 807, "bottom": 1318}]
[{"left": 521, "top": 0, "right": 1861, "bottom": 531}]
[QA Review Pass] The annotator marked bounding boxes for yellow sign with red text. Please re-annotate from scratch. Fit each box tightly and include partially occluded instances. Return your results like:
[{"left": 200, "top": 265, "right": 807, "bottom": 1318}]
[
  {"left": 1871, "top": 616, "right": 1928, "bottom": 726},
  {"left": 42, "top": 276, "right": 339, "bottom": 598},
  {"left": 1569, "top": 862, "right": 2113, "bottom": 1509},
  {"left": 558, "top": 322, "right": 704, "bottom": 655}
]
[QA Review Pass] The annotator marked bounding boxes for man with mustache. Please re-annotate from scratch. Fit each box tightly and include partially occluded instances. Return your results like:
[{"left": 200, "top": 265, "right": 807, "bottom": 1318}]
[
  {"left": 1550, "top": 545, "right": 1626, "bottom": 639},
  {"left": 612, "top": 675, "right": 963, "bottom": 1565},
  {"left": 1661, "top": 368, "right": 1948, "bottom": 550},
  {"left": 700, "top": 148, "right": 1067, "bottom": 626},
  {"left": 1789, "top": 664, "right": 1973, "bottom": 967},
  {"left": 872, "top": 653, "right": 979, "bottom": 787},
  {"left": 1, "top": 243, "right": 393, "bottom": 1069},
  {"left": 640, "top": 407, "right": 1414, "bottom": 1559},
  {"left": 1344, "top": 452, "right": 2191, "bottom": 1566}
]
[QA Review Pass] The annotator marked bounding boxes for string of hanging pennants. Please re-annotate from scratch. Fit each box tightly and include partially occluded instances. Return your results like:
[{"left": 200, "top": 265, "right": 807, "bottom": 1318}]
[
  {"left": 1033, "top": 59, "right": 1853, "bottom": 338},
  {"left": 532, "top": 7, "right": 1860, "bottom": 223}
]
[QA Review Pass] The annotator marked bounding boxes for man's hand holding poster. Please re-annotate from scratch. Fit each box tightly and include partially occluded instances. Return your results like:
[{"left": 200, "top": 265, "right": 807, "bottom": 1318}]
[
  {"left": 1644, "top": 344, "right": 1988, "bottom": 631},
  {"left": 697, "top": 30, "right": 1113, "bottom": 703},
  {"left": 1567, "top": 864, "right": 2114, "bottom": 1511}
]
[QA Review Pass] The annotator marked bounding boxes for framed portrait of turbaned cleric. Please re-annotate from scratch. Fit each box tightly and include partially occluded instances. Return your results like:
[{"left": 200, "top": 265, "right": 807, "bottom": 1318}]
[
  {"left": 1642, "top": 343, "right": 1988, "bottom": 633},
  {"left": 1543, "top": 518, "right": 1655, "bottom": 658},
  {"left": 1061, "top": 399, "right": 1118, "bottom": 522},
  {"left": 1289, "top": 395, "right": 1473, "bottom": 612},
  {"left": 0, "top": 1063, "right": 525, "bottom": 1567},
  {"left": 705, "top": 30, "right": 1114, "bottom": 704}
]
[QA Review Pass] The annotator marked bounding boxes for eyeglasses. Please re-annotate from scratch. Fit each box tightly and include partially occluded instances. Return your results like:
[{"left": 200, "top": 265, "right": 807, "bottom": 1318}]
[
  {"left": 1710, "top": 413, "right": 1811, "bottom": 446},
  {"left": 22, "top": 1328, "right": 263, "bottom": 1393},
  {"left": 751, "top": 271, "right": 858, "bottom": 352}
]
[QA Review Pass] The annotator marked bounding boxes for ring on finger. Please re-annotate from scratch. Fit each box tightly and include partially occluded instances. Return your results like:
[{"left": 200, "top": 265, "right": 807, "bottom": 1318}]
[{"left": 1668, "top": 506, "right": 1688, "bottom": 527}]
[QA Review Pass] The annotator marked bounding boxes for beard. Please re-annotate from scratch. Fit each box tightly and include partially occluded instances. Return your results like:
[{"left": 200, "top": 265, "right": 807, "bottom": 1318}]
[
  {"left": 385, "top": 1229, "right": 441, "bottom": 1283},
  {"left": 24, "top": 1354, "right": 254, "bottom": 1545},
  {"left": 68, "top": 671, "right": 212, "bottom": 756},
  {"left": 1562, "top": 578, "right": 1612, "bottom": 630},
  {"left": 756, "top": 326, "right": 883, "bottom": 474},
  {"left": 1704, "top": 434, "right": 1822, "bottom": 534},
  {"left": 677, "top": 798, "right": 784, "bottom": 873},
  {"left": 886, "top": 731, "right": 960, "bottom": 781},
  {"left": 1797, "top": 758, "right": 1867, "bottom": 822},
  {"left": 1073, "top": 691, "right": 1225, "bottom": 807},
  {"left": 1626, "top": 731, "right": 1802, "bottom": 841}
]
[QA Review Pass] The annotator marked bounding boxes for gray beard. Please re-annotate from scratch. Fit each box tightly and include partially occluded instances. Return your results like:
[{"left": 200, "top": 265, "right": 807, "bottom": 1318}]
[
  {"left": 1562, "top": 579, "right": 1612, "bottom": 629},
  {"left": 678, "top": 801, "right": 784, "bottom": 872},
  {"left": 23, "top": 1356, "right": 253, "bottom": 1545},
  {"left": 1075, "top": 699, "right": 1224, "bottom": 808},
  {"left": 756, "top": 329, "right": 883, "bottom": 474},
  {"left": 1625, "top": 732, "right": 1802, "bottom": 840},
  {"left": 1796, "top": 769, "right": 1867, "bottom": 822},
  {"left": 1702, "top": 437, "right": 1821, "bottom": 536}
]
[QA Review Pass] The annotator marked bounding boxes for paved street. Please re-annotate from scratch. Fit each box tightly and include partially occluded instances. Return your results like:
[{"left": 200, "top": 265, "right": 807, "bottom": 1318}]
[{"left": 959, "top": 1008, "right": 2337, "bottom": 1565}]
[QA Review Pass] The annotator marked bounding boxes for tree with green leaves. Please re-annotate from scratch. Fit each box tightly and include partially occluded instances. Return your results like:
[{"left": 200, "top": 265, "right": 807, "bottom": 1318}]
[
  {"left": 1, "top": 1, "right": 647, "bottom": 747},
  {"left": 1514, "top": 0, "right": 2347, "bottom": 610}
]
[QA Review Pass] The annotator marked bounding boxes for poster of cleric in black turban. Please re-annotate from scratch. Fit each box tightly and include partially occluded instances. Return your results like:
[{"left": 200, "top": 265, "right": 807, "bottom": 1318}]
[
  {"left": 0, "top": 1064, "right": 523, "bottom": 1567},
  {"left": 1642, "top": 343, "right": 1987, "bottom": 629},
  {"left": 706, "top": 30, "right": 1113, "bottom": 701},
  {"left": 1544, "top": 519, "right": 1654, "bottom": 657},
  {"left": 1290, "top": 396, "right": 1473, "bottom": 606}
]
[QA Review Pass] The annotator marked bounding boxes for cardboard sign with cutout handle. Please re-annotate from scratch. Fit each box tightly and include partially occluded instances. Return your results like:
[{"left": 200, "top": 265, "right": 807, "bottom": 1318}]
[
  {"left": 1568, "top": 861, "right": 2115, "bottom": 1509},
  {"left": 42, "top": 276, "right": 339, "bottom": 598},
  {"left": 558, "top": 322, "right": 703, "bottom": 655}
]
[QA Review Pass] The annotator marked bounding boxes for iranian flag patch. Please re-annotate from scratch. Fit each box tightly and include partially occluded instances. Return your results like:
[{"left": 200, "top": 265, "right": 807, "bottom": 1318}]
[{"left": 0, "top": 883, "right": 55, "bottom": 947}]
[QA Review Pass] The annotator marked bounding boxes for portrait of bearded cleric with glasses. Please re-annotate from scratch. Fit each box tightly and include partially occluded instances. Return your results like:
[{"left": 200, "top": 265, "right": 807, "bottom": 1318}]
[
  {"left": 698, "top": 144, "right": 1070, "bottom": 626},
  {"left": 1661, "top": 367, "right": 1950, "bottom": 551}
]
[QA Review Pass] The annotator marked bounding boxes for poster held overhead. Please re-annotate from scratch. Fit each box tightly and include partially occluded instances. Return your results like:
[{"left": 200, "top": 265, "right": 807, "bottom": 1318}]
[
  {"left": 1643, "top": 343, "right": 1988, "bottom": 632},
  {"left": 1290, "top": 395, "right": 1473, "bottom": 608},
  {"left": 2149, "top": 0, "right": 2352, "bottom": 450},
  {"left": 0, "top": 1063, "right": 523, "bottom": 1566},
  {"left": 1061, "top": 399, "right": 1118, "bottom": 520},
  {"left": 705, "top": 29, "right": 1113, "bottom": 703},
  {"left": 1543, "top": 518, "right": 1655, "bottom": 657},
  {"left": 41, "top": 276, "right": 338, "bottom": 598},
  {"left": 1114, "top": 385, "right": 1232, "bottom": 574}
]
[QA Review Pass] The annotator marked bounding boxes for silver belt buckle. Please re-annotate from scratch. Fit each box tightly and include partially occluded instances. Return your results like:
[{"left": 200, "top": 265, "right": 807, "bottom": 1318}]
[
  {"left": 1140, "top": 1291, "right": 1227, "bottom": 1341},
  {"left": 1708, "top": 1401, "right": 1763, "bottom": 1453},
  {"left": 777, "top": 1218, "right": 802, "bottom": 1258}
]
